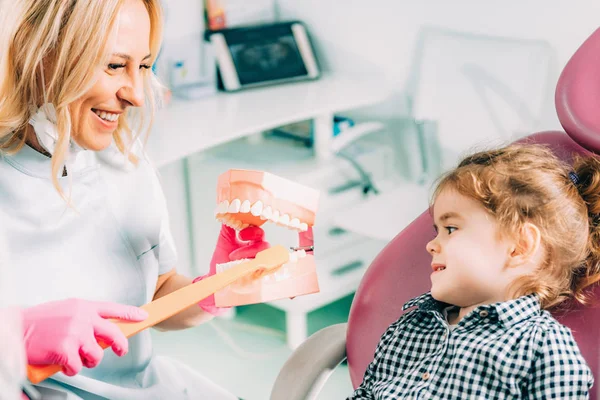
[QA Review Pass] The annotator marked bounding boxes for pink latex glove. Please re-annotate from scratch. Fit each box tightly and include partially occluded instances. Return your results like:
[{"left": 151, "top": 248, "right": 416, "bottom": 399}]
[
  {"left": 22, "top": 299, "right": 148, "bottom": 377},
  {"left": 195, "top": 224, "right": 270, "bottom": 315}
]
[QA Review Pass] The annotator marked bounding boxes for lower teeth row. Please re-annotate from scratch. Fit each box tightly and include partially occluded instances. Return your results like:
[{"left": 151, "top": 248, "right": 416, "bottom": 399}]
[{"left": 216, "top": 250, "right": 307, "bottom": 272}]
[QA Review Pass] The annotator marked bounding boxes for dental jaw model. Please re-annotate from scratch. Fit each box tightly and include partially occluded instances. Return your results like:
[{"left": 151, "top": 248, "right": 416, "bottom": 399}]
[{"left": 214, "top": 169, "right": 320, "bottom": 306}]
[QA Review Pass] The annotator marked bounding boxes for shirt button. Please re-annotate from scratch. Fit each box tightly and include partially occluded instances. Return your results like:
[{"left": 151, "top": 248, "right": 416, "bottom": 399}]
[
  {"left": 479, "top": 310, "right": 489, "bottom": 318},
  {"left": 422, "top": 372, "right": 430, "bottom": 380}
]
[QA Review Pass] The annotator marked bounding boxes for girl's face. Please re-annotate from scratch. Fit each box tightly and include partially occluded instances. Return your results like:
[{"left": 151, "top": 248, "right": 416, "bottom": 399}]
[
  {"left": 426, "top": 188, "right": 516, "bottom": 309},
  {"left": 70, "top": 0, "right": 152, "bottom": 151}
]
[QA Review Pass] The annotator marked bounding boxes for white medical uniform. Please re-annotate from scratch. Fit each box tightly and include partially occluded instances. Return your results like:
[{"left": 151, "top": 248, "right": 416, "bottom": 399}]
[
  {"left": 0, "top": 144, "right": 237, "bottom": 400},
  {"left": 0, "top": 229, "right": 26, "bottom": 400}
]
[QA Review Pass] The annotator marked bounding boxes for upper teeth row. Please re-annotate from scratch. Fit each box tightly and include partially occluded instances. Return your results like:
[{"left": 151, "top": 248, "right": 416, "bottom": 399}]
[
  {"left": 94, "top": 110, "right": 119, "bottom": 122},
  {"left": 215, "top": 199, "right": 308, "bottom": 231}
]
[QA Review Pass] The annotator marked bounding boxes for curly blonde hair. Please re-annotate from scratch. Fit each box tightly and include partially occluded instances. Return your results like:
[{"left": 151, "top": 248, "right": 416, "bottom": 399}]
[
  {"left": 432, "top": 143, "right": 600, "bottom": 309},
  {"left": 0, "top": 0, "right": 164, "bottom": 200}
]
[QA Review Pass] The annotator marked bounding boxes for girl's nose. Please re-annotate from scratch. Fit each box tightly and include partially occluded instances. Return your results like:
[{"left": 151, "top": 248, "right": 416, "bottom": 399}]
[{"left": 426, "top": 238, "right": 440, "bottom": 254}]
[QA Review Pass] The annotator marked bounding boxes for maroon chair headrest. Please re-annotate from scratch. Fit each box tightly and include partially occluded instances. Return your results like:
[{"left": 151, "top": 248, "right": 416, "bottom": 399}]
[{"left": 556, "top": 27, "right": 600, "bottom": 153}]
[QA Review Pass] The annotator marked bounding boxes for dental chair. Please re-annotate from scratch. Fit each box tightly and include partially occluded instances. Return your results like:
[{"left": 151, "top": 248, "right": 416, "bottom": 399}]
[{"left": 271, "top": 27, "right": 600, "bottom": 400}]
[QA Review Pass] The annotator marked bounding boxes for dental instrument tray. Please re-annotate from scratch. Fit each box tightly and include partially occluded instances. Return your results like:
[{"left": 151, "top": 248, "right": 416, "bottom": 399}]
[{"left": 205, "top": 21, "right": 321, "bottom": 92}]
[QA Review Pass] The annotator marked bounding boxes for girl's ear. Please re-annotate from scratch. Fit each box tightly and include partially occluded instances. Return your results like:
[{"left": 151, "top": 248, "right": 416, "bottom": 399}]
[{"left": 508, "top": 222, "right": 542, "bottom": 268}]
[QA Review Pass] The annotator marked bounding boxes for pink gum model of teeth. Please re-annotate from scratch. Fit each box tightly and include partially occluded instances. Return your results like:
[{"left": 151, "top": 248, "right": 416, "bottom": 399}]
[{"left": 214, "top": 169, "right": 320, "bottom": 307}]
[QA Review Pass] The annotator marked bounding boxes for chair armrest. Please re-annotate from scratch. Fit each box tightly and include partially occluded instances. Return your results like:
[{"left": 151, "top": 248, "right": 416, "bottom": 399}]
[{"left": 270, "top": 323, "right": 347, "bottom": 400}]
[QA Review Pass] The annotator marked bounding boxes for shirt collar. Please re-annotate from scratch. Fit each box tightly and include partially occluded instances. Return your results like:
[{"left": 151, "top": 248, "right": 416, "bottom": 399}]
[
  {"left": 402, "top": 292, "right": 447, "bottom": 312},
  {"left": 492, "top": 293, "right": 541, "bottom": 328},
  {"left": 2, "top": 143, "right": 98, "bottom": 179},
  {"left": 403, "top": 292, "right": 541, "bottom": 328}
]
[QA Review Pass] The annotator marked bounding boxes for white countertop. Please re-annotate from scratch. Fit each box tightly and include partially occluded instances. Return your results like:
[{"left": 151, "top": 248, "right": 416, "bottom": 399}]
[{"left": 146, "top": 73, "right": 391, "bottom": 167}]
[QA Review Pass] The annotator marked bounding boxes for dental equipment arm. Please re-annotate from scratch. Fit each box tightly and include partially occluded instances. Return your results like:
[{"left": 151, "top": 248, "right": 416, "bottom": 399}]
[{"left": 328, "top": 122, "right": 384, "bottom": 196}]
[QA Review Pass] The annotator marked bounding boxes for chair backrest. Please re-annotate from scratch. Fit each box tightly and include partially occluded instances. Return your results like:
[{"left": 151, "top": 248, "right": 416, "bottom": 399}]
[{"left": 346, "top": 27, "right": 600, "bottom": 399}]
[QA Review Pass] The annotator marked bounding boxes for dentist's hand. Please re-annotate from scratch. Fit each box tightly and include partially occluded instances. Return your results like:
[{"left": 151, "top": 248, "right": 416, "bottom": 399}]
[
  {"left": 195, "top": 224, "right": 270, "bottom": 315},
  {"left": 23, "top": 299, "right": 148, "bottom": 376}
]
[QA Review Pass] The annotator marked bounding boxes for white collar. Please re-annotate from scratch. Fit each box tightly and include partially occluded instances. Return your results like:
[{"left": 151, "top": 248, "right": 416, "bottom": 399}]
[
  {"left": 29, "top": 103, "right": 85, "bottom": 156},
  {"left": 25, "top": 103, "right": 143, "bottom": 176}
]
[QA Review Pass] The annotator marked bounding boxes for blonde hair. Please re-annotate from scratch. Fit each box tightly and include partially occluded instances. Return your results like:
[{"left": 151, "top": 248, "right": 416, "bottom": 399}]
[
  {"left": 432, "top": 143, "right": 600, "bottom": 309},
  {"left": 0, "top": 0, "right": 164, "bottom": 199}
]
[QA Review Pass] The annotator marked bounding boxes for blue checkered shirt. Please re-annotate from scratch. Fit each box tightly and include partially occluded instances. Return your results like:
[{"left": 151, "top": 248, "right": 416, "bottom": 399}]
[{"left": 348, "top": 293, "right": 593, "bottom": 399}]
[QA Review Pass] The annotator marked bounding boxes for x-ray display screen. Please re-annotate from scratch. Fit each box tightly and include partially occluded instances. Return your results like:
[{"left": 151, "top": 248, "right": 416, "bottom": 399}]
[{"left": 226, "top": 26, "right": 308, "bottom": 85}]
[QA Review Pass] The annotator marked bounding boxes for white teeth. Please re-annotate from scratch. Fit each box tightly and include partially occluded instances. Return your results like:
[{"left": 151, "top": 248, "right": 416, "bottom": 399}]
[
  {"left": 278, "top": 214, "right": 290, "bottom": 226},
  {"left": 221, "top": 215, "right": 236, "bottom": 229},
  {"left": 93, "top": 109, "right": 118, "bottom": 122},
  {"left": 261, "top": 206, "right": 272, "bottom": 221},
  {"left": 250, "top": 201, "right": 263, "bottom": 216},
  {"left": 216, "top": 200, "right": 229, "bottom": 215},
  {"left": 228, "top": 199, "right": 241, "bottom": 213},
  {"left": 217, "top": 249, "right": 309, "bottom": 283},
  {"left": 225, "top": 217, "right": 240, "bottom": 229},
  {"left": 215, "top": 198, "right": 310, "bottom": 232},
  {"left": 270, "top": 209, "right": 280, "bottom": 223},
  {"left": 240, "top": 200, "right": 251, "bottom": 213},
  {"left": 275, "top": 268, "right": 290, "bottom": 280},
  {"left": 221, "top": 218, "right": 246, "bottom": 231}
]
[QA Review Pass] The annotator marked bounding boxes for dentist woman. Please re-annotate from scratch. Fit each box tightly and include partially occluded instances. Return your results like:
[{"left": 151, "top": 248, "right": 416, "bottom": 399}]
[
  {"left": 0, "top": 0, "right": 268, "bottom": 398},
  {"left": 0, "top": 229, "right": 27, "bottom": 400}
]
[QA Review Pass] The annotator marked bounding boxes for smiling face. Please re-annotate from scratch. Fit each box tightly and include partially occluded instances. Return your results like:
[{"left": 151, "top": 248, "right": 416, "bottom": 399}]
[
  {"left": 69, "top": 0, "right": 152, "bottom": 151},
  {"left": 426, "top": 188, "right": 517, "bottom": 309}
]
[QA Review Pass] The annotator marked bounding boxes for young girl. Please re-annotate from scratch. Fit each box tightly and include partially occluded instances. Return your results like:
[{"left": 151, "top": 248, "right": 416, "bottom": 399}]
[{"left": 349, "top": 143, "right": 597, "bottom": 399}]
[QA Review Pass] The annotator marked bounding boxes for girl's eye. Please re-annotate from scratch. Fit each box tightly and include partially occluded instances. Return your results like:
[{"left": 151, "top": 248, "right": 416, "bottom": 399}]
[
  {"left": 140, "top": 64, "right": 151, "bottom": 70},
  {"left": 445, "top": 226, "right": 457, "bottom": 235}
]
